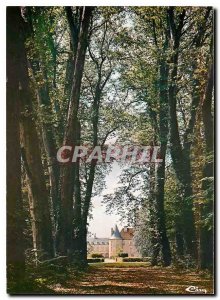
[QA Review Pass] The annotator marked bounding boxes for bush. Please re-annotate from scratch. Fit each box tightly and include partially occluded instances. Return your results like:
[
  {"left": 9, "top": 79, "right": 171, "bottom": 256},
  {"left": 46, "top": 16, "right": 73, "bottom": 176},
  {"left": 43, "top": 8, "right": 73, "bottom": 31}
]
[
  {"left": 91, "top": 253, "right": 104, "bottom": 258},
  {"left": 122, "top": 257, "right": 144, "bottom": 262},
  {"left": 118, "top": 252, "right": 128, "bottom": 258},
  {"left": 87, "top": 258, "right": 104, "bottom": 263}
]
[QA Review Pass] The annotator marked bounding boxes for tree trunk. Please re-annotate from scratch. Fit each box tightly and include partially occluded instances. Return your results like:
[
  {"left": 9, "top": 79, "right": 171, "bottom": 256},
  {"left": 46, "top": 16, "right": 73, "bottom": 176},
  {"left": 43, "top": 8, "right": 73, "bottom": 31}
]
[
  {"left": 57, "top": 7, "right": 93, "bottom": 260},
  {"left": 18, "top": 13, "right": 54, "bottom": 260},
  {"left": 168, "top": 8, "right": 196, "bottom": 258},
  {"left": 200, "top": 62, "right": 214, "bottom": 270},
  {"left": 25, "top": 8, "right": 61, "bottom": 244},
  {"left": 154, "top": 60, "right": 171, "bottom": 266},
  {"left": 64, "top": 7, "right": 81, "bottom": 110},
  {"left": 81, "top": 163, "right": 96, "bottom": 259},
  {"left": 6, "top": 6, "right": 25, "bottom": 287},
  {"left": 72, "top": 121, "right": 85, "bottom": 264},
  {"left": 168, "top": 7, "right": 212, "bottom": 261},
  {"left": 31, "top": 64, "right": 60, "bottom": 254},
  {"left": 149, "top": 163, "right": 159, "bottom": 266}
]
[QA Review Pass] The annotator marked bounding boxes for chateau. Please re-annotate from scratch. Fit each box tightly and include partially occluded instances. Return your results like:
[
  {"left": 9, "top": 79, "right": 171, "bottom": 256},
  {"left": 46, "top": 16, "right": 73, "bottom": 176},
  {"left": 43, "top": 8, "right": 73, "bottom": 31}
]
[{"left": 87, "top": 224, "right": 140, "bottom": 258}]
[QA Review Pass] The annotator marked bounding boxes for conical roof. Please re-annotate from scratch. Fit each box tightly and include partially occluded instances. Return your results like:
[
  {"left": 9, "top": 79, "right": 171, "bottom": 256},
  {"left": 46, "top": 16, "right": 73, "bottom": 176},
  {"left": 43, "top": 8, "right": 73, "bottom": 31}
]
[{"left": 110, "top": 224, "right": 122, "bottom": 239}]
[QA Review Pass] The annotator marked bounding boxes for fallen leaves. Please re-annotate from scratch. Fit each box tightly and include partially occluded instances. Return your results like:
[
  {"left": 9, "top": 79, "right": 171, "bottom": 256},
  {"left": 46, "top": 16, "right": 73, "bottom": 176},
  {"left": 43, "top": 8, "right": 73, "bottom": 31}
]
[{"left": 46, "top": 263, "right": 214, "bottom": 295}]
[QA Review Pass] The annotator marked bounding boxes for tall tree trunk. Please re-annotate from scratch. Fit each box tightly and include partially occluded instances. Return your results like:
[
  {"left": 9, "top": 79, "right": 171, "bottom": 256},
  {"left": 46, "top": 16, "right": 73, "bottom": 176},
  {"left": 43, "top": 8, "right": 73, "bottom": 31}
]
[
  {"left": 168, "top": 7, "right": 212, "bottom": 261},
  {"left": 18, "top": 12, "right": 54, "bottom": 260},
  {"left": 200, "top": 62, "right": 214, "bottom": 270},
  {"left": 64, "top": 7, "right": 81, "bottom": 110},
  {"left": 175, "top": 220, "right": 184, "bottom": 257},
  {"left": 6, "top": 6, "right": 25, "bottom": 288},
  {"left": 81, "top": 164, "right": 96, "bottom": 261},
  {"left": 154, "top": 61, "right": 171, "bottom": 266},
  {"left": 72, "top": 121, "right": 85, "bottom": 264},
  {"left": 149, "top": 20, "right": 171, "bottom": 265},
  {"left": 57, "top": 7, "right": 93, "bottom": 260},
  {"left": 24, "top": 8, "right": 61, "bottom": 245},
  {"left": 30, "top": 64, "right": 60, "bottom": 254},
  {"left": 150, "top": 163, "right": 160, "bottom": 266},
  {"left": 168, "top": 8, "right": 196, "bottom": 258}
]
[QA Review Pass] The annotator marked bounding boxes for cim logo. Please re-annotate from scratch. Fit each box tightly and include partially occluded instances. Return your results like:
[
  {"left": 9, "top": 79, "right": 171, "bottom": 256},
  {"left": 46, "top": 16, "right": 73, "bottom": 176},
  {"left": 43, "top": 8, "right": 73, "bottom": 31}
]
[{"left": 185, "top": 286, "right": 207, "bottom": 294}]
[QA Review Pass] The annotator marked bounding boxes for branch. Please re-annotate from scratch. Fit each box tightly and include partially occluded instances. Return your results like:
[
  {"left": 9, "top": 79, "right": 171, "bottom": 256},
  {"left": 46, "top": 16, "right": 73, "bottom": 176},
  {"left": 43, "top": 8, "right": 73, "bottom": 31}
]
[
  {"left": 177, "top": 97, "right": 187, "bottom": 128},
  {"left": 65, "top": 7, "right": 79, "bottom": 53},
  {"left": 90, "top": 21, "right": 106, "bottom": 35},
  {"left": 38, "top": 256, "right": 67, "bottom": 265},
  {"left": 168, "top": 7, "right": 176, "bottom": 38},
  {"left": 125, "top": 170, "right": 145, "bottom": 193},
  {"left": 152, "top": 19, "right": 158, "bottom": 48},
  {"left": 100, "top": 70, "right": 112, "bottom": 92},
  {"left": 84, "top": 73, "right": 95, "bottom": 98},
  {"left": 101, "top": 126, "right": 119, "bottom": 146},
  {"left": 88, "top": 45, "right": 99, "bottom": 70},
  {"left": 100, "top": 21, "right": 108, "bottom": 61}
]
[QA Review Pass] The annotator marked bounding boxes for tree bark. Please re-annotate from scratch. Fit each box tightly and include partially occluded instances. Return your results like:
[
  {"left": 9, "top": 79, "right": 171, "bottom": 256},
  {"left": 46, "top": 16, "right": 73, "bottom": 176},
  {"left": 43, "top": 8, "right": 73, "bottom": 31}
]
[
  {"left": 18, "top": 12, "right": 54, "bottom": 259},
  {"left": 64, "top": 7, "right": 82, "bottom": 106},
  {"left": 57, "top": 7, "right": 93, "bottom": 260},
  {"left": 6, "top": 6, "right": 25, "bottom": 287},
  {"left": 167, "top": 7, "right": 212, "bottom": 261},
  {"left": 154, "top": 60, "right": 171, "bottom": 266},
  {"left": 200, "top": 62, "right": 214, "bottom": 270},
  {"left": 149, "top": 19, "right": 171, "bottom": 266},
  {"left": 168, "top": 8, "right": 196, "bottom": 258},
  {"left": 31, "top": 64, "right": 60, "bottom": 254}
]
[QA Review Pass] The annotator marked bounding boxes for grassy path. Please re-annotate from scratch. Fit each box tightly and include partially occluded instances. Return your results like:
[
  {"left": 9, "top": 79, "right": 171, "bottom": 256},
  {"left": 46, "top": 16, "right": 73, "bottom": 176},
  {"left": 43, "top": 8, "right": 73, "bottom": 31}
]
[{"left": 47, "top": 262, "right": 214, "bottom": 295}]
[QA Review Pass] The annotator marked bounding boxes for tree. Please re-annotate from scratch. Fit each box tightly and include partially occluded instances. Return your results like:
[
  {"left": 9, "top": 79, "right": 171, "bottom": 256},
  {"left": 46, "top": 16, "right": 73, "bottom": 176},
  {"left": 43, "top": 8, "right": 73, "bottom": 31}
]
[
  {"left": 18, "top": 10, "right": 54, "bottom": 260},
  {"left": 25, "top": 7, "right": 65, "bottom": 254},
  {"left": 167, "top": 7, "right": 213, "bottom": 260},
  {"left": 57, "top": 7, "right": 94, "bottom": 261},
  {"left": 200, "top": 61, "right": 214, "bottom": 270},
  {"left": 7, "top": 7, "right": 25, "bottom": 288}
]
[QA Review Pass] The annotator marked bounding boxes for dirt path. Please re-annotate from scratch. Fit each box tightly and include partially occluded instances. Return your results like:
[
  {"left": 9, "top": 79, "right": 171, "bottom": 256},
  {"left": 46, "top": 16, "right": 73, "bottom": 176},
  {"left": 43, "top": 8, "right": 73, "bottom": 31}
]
[{"left": 49, "top": 263, "right": 214, "bottom": 295}]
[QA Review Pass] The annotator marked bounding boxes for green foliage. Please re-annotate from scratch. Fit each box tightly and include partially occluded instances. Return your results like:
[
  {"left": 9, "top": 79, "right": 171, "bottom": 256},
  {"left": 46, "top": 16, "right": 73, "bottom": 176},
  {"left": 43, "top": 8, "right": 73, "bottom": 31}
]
[
  {"left": 118, "top": 252, "right": 128, "bottom": 257},
  {"left": 88, "top": 258, "right": 105, "bottom": 263},
  {"left": 122, "top": 257, "right": 145, "bottom": 262},
  {"left": 91, "top": 253, "right": 104, "bottom": 258}
]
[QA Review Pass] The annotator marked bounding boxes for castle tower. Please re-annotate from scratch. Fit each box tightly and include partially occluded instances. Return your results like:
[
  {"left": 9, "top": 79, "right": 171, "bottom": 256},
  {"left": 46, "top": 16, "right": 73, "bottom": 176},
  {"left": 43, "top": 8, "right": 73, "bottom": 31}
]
[{"left": 109, "top": 224, "right": 123, "bottom": 258}]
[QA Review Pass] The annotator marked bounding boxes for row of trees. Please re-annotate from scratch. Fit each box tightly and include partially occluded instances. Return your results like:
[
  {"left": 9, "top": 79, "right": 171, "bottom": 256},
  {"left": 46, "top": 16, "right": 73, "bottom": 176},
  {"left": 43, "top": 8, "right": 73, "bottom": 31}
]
[
  {"left": 7, "top": 6, "right": 214, "bottom": 290},
  {"left": 103, "top": 7, "right": 214, "bottom": 269}
]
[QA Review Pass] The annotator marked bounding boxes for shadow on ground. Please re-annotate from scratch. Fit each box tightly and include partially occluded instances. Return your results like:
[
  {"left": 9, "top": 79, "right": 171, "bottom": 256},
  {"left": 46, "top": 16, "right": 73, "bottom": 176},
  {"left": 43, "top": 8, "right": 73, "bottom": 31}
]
[{"left": 47, "top": 263, "right": 214, "bottom": 295}]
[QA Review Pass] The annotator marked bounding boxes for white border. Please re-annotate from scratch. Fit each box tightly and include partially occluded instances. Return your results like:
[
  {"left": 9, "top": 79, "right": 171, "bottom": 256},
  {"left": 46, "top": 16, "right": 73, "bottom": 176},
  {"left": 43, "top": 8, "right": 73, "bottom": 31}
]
[{"left": 2, "top": 0, "right": 219, "bottom": 6}]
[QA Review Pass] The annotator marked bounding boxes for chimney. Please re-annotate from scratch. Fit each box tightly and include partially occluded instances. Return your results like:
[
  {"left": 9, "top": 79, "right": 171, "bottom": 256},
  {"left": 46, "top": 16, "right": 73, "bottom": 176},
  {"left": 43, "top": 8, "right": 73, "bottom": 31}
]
[
  {"left": 111, "top": 228, "right": 114, "bottom": 236},
  {"left": 124, "top": 226, "right": 128, "bottom": 232}
]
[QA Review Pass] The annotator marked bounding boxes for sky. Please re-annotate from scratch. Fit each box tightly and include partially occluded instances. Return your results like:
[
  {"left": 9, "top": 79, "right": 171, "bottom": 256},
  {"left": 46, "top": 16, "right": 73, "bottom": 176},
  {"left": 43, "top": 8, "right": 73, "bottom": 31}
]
[{"left": 88, "top": 161, "right": 126, "bottom": 238}]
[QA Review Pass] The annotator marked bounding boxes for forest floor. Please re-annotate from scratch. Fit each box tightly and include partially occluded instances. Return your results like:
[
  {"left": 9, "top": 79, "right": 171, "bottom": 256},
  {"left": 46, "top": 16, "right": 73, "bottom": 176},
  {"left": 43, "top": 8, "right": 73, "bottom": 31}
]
[{"left": 38, "top": 262, "right": 214, "bottom": 295}]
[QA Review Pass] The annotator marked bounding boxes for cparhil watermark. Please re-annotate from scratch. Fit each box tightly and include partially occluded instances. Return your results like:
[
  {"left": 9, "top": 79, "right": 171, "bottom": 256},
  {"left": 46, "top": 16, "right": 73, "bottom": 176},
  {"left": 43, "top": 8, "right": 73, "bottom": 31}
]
[{"left": 56, "top": 144, "right": 163, "bottom": 164}]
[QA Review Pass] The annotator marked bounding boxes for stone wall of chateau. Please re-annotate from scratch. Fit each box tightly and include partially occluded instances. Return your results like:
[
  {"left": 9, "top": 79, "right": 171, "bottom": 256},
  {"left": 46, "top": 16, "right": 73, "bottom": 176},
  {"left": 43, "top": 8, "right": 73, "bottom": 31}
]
[
  {"left": 87, "top": 237, "right": 109, "bottom": 258},
  {"left": 122, "top": 239, "right": 140, "bottom": 257},
  {"left": 109, "top": 239, "right": 123, "bottom": 258},
  {"left": 88, "top": 243, "right": 109, "bottom": 258}
]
